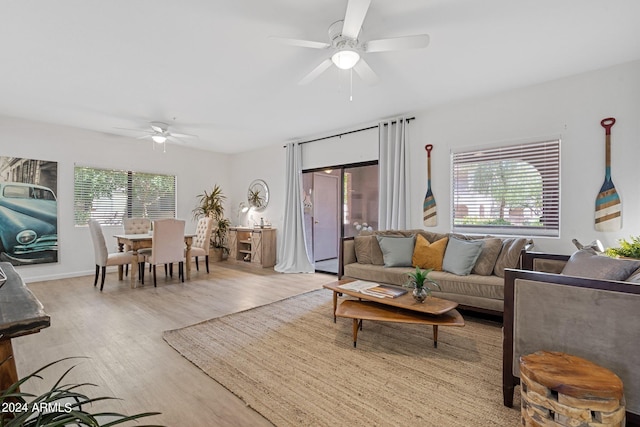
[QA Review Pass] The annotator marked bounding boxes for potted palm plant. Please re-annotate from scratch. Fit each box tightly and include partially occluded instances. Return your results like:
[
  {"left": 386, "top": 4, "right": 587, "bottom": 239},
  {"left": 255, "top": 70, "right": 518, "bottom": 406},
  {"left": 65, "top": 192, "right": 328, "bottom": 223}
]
[
  {"left": 404, "top": 267, "right": 441, "bottom": 303},
  {"left": 192, "top": 184, "right": 229, "bottom": 262}
]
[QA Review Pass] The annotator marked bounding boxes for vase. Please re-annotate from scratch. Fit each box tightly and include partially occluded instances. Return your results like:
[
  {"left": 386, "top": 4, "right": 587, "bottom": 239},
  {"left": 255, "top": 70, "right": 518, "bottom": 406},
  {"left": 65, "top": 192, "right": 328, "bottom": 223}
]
[{"left": 413, "top": 287, "right": 429, "bottom": 303}]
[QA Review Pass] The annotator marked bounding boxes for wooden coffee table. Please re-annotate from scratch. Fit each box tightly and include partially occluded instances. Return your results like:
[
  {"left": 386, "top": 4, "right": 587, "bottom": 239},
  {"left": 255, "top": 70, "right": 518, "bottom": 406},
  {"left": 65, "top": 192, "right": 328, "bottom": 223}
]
[{"left": 323, "top": 280, "right": 464, "bottom": 348}]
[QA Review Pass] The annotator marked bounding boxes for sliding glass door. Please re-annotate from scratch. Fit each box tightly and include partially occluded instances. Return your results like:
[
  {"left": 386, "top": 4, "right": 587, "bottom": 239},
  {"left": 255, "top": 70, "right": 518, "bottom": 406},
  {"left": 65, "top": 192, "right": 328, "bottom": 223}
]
[
  {"left": 343, "top": 163, "right": 379, "bottom": 238},
  {"left": 303, "top": 161, "right": 378, "bottom": 274}
]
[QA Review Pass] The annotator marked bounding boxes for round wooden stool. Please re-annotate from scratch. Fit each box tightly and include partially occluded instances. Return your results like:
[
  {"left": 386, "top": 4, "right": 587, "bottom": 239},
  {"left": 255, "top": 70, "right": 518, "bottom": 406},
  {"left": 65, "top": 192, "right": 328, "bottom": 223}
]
[{"left": 519, "top": 351, "right": 625, "bottom": 427}]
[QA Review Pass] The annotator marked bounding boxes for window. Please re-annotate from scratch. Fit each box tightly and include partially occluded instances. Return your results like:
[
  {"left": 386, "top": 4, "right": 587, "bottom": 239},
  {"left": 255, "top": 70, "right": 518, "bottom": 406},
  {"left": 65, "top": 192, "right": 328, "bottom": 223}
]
[
  {"left": 74, "top": 166, "right": 176, "bottom": 226},
  {"left": 451, "top": 139, "right": 560, "bottom": 237}
]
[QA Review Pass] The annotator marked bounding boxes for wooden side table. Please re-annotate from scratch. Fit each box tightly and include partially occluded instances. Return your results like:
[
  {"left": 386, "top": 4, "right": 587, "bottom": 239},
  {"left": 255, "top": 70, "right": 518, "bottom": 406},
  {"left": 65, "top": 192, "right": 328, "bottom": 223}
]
[
  {"left": 519, "top": 351, "right": 625, "bottom": 427},
  {"left": 0, "top": 263, "right": 50, "bottom": 391}
]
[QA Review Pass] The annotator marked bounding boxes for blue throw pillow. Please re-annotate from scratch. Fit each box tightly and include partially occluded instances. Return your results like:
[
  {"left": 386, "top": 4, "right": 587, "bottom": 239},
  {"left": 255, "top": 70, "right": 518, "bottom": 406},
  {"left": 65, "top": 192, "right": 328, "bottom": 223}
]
[
  {"left": 376, "top": 235, "right": 416, "bottom": 268},
  {"left": 442, "top": 236, "right": 484, "bottom": 276}
]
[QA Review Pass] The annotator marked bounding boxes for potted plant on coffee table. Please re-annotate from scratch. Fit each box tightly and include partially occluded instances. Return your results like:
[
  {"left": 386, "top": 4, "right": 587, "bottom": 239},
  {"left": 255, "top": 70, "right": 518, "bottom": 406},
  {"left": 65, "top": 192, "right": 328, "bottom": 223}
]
[
  {"left": 192, "top": 184, "right": 230, "bottom": 262},
  {"left": 404, "top": 267, "right": 441, "bottom": 303}
]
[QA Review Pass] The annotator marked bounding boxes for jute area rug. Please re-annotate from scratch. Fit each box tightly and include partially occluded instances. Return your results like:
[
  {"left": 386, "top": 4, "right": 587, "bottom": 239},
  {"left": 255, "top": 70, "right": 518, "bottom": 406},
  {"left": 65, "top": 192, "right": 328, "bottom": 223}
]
[{"left": 163, "top": 290, "right": 521, "bottom": 427}]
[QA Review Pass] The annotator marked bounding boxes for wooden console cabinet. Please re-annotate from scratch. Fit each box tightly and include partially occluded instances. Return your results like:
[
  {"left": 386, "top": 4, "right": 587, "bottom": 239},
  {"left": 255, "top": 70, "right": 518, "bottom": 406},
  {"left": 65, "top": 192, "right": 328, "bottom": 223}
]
[{"left": 228, "top": 227, "right": 277, "bottom": 268}]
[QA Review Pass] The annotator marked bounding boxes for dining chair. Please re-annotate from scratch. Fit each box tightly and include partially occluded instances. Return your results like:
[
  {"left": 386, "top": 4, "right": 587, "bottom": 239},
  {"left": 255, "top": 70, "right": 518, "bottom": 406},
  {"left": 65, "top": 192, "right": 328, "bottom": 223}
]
[
  {"left": 123, "top": 217, "right": 152, "bottom": 235},
  {"left": 190, "top": 217, "right": 214, "bottom": 273},
  {"left": 142, "top": 219, "right": 186, "bottom": 287},
  {"left": 88, "top": 219, "right": 135, "bottom": 291},
  {"left": 122, "top": 217, "right": 151, "bottom": 276}
]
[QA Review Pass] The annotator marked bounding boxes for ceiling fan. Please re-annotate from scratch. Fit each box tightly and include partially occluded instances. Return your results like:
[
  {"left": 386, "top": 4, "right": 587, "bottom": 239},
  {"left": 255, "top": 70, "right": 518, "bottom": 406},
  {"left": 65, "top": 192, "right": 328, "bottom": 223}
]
[
  {"left": 272, "top": 0, "right": 430, "bottom": 85},
  {"left": 115, "top": 121, "right": 197, "bottom": 152}
]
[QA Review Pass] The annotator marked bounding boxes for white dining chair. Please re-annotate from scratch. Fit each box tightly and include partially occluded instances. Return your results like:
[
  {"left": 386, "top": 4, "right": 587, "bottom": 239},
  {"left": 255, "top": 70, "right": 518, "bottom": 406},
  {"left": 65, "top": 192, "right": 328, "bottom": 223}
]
[
  {"left": 88, "top": 219, "right": 135, "bottom": 291},
  {"left": 141, "top": 219, "right": 186, "bottom": 287},
  {"left": 122, "top": 217, "right": 151, "bottom": 276},
  {"left": 190, "top": 217, "right": 214, "bottom": 273},
  {"left": 123, "top": 217, "right": 152, "bottom": 235}
]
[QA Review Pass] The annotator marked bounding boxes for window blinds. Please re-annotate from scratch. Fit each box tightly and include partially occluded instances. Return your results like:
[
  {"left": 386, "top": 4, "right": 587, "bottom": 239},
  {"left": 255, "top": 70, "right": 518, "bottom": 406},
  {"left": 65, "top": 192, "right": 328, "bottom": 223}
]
[
  {"left": 74, "top": 166, "right": 176, "bottom": 226},
  {"left": 451, "top": 139, "right": 560, "bottom": 237}
]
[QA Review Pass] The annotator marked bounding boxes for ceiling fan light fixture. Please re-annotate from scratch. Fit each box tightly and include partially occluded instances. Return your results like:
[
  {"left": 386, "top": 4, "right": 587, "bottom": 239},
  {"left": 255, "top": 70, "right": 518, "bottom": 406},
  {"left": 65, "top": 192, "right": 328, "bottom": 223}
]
[
  {"left": 331, "top": 49, "right": 360, "bottom": 70},
  {"left": 151, "top": 135, "right": 167, "bottom": 144}
]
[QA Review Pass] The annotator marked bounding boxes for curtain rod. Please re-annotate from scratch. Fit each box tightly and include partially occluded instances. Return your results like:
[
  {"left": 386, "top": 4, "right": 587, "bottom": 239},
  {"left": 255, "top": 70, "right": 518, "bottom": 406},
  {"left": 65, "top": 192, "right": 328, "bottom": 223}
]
[{"left": 283, "top": 116, "right": 415, "bottom": 147}]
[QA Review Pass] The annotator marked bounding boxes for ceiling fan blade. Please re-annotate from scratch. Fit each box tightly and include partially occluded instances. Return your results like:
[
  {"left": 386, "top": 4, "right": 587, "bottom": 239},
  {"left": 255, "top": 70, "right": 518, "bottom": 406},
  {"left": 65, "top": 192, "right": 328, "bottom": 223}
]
[
  {"left": 342, "top": 0, "right": 371, "bottom": 39},
  {"left": 270, "top": 37, "right": 330, "bottom": 50},
  {"left": 365, "top": 34, "right": 430, "bottom": 53},
  {"left": 114, "top": 127, "right": 148, "bottom": 133},
  {"left": 167, "top": 136, "right": 184, "bottom": 144},
  {"left": 298, "top": 58, "right": 333, "bottom": 85},
  {"left": 353, "top": 58, "right": 379, "bottom": 85},
  {"left": 136, "top": 135, "right": 152, "bottom": 140},
  {"left": 149, "top": 122, "right": 168, "bottom": 133},
  {"left": 170, "top": 132, "right": 198, "bottom": 139}
]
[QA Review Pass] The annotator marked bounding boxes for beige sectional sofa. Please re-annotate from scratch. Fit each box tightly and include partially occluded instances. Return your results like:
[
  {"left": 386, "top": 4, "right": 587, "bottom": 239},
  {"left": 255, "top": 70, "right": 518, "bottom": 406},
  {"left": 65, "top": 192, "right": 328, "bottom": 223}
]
[{"left": 339, "top": 229, "right": 530, "bottom": 315}]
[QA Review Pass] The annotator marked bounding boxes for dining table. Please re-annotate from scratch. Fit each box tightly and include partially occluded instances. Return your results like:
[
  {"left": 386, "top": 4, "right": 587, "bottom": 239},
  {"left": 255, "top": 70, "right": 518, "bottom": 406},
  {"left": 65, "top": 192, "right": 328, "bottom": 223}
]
[{"left": 114, "top": 233, "right": 196, "bottom": 288}]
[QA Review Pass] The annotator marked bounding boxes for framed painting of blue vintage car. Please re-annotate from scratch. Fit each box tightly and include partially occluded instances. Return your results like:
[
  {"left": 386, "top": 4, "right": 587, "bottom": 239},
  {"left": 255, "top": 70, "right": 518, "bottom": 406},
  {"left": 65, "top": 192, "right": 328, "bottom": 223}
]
[{"left": 0, "top": 157, "right": 58, "bottom": 266}]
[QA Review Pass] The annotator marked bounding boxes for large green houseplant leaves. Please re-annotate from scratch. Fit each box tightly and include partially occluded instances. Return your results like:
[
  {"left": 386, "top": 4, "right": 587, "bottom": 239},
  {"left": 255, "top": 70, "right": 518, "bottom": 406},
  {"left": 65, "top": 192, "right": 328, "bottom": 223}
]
[
  {"left": 192, "top": 184, "right": 229, "bottom": 254},
  {"left": 0, "top": 357, "right": 161, "bottom": 427}
]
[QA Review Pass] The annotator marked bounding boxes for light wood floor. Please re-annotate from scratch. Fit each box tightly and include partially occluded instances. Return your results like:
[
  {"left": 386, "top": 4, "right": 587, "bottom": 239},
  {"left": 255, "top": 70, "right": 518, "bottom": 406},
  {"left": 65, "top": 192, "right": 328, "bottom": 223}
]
[{"left": 13, "top": 261, "right": 336, "bottom": 426}]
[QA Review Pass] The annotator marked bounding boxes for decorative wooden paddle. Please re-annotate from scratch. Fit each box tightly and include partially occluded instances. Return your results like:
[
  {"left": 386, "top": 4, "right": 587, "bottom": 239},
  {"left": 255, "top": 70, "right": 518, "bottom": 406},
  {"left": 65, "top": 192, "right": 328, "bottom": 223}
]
[
  {"left": 595, "top": 117, "right": 621, "bottom": 231},
  {"left": 423, "top": 144, "right": 437, "bottom": 226}
]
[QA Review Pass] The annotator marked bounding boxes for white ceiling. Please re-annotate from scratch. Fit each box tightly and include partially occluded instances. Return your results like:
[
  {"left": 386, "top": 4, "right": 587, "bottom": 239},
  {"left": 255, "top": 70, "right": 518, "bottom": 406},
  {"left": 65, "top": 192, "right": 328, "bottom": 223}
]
[{"left": 2, "top": 1, "right": 640, "bottom": 154}]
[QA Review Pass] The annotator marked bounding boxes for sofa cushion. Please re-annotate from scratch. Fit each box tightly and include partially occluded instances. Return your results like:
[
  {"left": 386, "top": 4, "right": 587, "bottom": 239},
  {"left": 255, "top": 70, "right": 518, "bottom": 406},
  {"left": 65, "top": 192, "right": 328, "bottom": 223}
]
[
  {"left": 472, "top": 238, "right": 503, "bottom": 276},
  {"left": 494, "top": 238, "right": 527, "bottom": 278},
  {"left": 562, "top": 248, "right": 640, "bottom": 281},
  {"left": 429, "top": 271, "right": 505, "bottom": 300},
  {"left": 625, "top": 267, "right": 640, "bottom": 284},
  {"left": 354, "top": 235, "right": 384, "bottom": 265},
  {"left": 412, "top": 235, "right": 448, "bottom": 271},
  {"left": 376, "top": 235, "right": 415, "bottom": 268},
  {"left": 442, "top": 236, "right": 484, "bottom": 276},
  {"left": 344, "top": 263, "right": 415, "bottom": 287}
]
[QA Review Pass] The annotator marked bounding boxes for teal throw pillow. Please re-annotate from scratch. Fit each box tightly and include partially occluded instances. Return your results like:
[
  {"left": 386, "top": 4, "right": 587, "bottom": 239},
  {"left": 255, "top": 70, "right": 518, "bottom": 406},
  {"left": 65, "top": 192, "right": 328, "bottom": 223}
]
[
  {"left": 376, "top": 235, "right": 416, "bottom": 268},
  {"left": 442, "top": 236, "right": 484, "bottom": 276}
]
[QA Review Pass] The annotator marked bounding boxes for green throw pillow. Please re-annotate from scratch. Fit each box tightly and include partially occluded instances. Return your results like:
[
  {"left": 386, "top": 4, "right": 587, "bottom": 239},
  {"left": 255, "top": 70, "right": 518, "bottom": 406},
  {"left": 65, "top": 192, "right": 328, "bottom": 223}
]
[
  {"left": 376, "top": 235, "right": 416, "bottom": 268},
  {"left": 442, "top": 236, "right": 484, "bottom": 276}
]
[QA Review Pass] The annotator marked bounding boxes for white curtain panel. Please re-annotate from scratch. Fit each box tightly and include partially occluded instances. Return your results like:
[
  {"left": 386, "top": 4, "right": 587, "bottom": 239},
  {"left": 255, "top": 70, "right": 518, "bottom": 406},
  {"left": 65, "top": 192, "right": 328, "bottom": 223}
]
[
  {"left": 378, "top": 118, "right": 409, "bottom": 230},
  {"left": 275, "top": 143, "right": 315, "bottom": 273}
]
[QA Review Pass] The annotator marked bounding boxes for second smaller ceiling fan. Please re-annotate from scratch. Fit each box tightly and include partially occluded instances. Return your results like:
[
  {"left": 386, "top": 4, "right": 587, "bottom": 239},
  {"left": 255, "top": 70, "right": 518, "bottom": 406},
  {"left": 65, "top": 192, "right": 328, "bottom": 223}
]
[
  {"left": 115, "top": 121, "right": 197, "bottom": 152},
  {"left": 271, "top": 0, "right": 430, "bottom": 85}
]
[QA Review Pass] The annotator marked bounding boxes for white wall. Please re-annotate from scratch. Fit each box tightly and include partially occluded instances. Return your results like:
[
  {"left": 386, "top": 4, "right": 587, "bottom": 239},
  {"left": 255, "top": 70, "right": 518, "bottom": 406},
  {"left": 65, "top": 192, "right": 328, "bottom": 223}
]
[
  {"left": 4, "top": 59, "right": 638, "bottom": 283},
  {"left": 409, "top": 59, "right": 640, "bottom": 254},
  {"left": 228, "top": 144, "right": 286, "bottom": 237},
  {"left": 230, "top": 59, "right": 640, "bottom": 257},
  {"left": 0, "top": 116, "right": 230, "bottom": 282},
  {"left": 227, "top": 126, "right": 381, "bottom": 262},
  {"left": 301, "top": 127, "right": 378, "bottom": 170}
]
